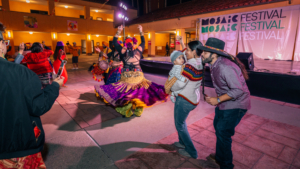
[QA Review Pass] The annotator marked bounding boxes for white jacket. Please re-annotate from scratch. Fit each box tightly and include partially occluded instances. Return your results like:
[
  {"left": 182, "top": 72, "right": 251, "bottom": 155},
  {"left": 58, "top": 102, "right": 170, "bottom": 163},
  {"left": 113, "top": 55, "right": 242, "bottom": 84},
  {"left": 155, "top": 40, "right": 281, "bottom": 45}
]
[{"left": 171, "top": 58, "right": 203, "bottom": 105}]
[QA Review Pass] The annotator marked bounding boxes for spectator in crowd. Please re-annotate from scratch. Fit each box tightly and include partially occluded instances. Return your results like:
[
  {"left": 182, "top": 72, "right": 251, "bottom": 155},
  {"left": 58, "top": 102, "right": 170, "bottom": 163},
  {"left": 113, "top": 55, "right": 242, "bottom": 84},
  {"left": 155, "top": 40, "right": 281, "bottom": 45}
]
[
  {"left": 68, "top": 42, "right": 80, "bottom": 70},
  {"left": 42, "top": 41, "right": 51, "bottom": 50},
  {"left": 0, "top": 22, "right": 64, "bottom": 169},
  {"left": 21, "top": 42, "right": 54, "bottom": 88},
  {"left": 165, "top": 42, "right": 170, "bottom": 56}
]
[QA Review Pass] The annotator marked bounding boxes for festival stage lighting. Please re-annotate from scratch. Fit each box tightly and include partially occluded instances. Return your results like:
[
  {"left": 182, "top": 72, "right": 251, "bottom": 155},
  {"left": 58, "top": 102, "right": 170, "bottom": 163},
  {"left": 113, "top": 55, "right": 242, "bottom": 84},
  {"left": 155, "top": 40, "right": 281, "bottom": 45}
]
[
  {"left": 96, "top": 10, "right": 98, "bottom": 13},
  {"left": 29, "top": 32, "right": 33, "bottom": 34},
  {"left": 96, "top": 35, "right": 99, "bottom": 37},
  {"left": 120, "top": 3, "right": 127, "bottom": 10},
  {"left": 67, "top": 33, "right": 70, "bottom": 36},
  {"left": 65, "top": 6, "right": 68, "bottom": 8}
]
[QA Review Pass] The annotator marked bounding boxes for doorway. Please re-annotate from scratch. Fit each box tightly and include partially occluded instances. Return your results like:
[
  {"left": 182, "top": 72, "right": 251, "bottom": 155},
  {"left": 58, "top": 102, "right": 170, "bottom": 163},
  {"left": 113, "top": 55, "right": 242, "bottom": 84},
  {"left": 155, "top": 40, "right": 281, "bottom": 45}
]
[
  {"left": 169, "top": 33, "right": 176, "bottom": 54},
  {"left": 81, "top": 40, "right": 86, "bottom": 54}
]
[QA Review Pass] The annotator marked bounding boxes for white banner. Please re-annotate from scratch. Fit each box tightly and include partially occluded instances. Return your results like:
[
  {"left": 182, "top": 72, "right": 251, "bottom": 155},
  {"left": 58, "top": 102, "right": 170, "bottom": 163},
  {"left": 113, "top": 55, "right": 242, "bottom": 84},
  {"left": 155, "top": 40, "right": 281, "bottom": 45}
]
[
  {"left": 293, "top": 11, "right": 300, "bottom": 61},
  {"left": 199, "top": 13, "right": 241, "bottom": 55},
  {"left": 238, "top": 5, "right": 300, "bottom": 60}
]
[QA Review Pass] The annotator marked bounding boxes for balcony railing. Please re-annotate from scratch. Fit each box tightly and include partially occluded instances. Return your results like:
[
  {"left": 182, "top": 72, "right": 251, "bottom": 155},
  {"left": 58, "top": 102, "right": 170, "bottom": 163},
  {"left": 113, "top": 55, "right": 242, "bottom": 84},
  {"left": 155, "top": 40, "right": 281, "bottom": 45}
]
[{"left": 0, "top": 10, "right": 115, "bottom": 35}]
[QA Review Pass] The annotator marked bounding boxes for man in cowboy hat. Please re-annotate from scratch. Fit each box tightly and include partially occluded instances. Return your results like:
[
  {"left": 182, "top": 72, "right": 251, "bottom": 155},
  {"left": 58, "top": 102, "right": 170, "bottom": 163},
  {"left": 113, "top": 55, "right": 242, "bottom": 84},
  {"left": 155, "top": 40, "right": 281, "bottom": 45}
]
[{"left": 199, "top": 37, "right": 251, "bottom": 169}]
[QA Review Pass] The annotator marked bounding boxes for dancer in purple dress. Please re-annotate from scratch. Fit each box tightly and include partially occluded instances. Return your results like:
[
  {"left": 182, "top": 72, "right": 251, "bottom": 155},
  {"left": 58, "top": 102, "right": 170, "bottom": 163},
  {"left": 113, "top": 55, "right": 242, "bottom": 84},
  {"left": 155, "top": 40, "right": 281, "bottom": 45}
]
[{"left": 95, "top": 25, "right": 168, "bottom": 117}]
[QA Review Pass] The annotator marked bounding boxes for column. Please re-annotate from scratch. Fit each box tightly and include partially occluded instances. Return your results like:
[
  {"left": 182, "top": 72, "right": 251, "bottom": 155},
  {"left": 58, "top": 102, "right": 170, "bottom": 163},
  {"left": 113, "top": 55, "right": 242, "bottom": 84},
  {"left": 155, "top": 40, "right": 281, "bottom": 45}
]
[
  {"left": 86, "top": 34, "right": 92, "bottom": 55},
  {"left": 1, "top": 0, "right": 10, "bottom": 11},
  {"left": 85, "top": 6, "right": 90, "bottom": 20},
  {"left": 48, "top": 0, "right": 55, "bottom": 16},
  {"left": 148, "top": 31, "right": 155, "bottom": 57},
  {"left": 51, "top": 32, "right": 57, "bottom": 51},
  {"left": 175, "top": 29, "right": 186, "bottom": 51},
  {"left": 5, "top": 30, "right": 14, "bottom": 55}
]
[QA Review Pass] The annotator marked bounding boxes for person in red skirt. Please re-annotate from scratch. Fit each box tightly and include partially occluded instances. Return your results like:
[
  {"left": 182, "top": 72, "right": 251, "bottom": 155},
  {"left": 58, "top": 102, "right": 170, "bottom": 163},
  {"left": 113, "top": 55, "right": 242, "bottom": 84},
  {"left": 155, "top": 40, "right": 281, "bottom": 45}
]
[{"left": 53, "top": 41, "right": 68, "bottom": 87}]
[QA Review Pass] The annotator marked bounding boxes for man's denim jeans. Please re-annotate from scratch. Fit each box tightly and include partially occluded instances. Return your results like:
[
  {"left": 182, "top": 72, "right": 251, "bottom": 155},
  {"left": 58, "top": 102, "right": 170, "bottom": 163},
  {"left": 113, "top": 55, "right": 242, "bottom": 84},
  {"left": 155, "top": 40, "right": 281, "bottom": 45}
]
[
  {"left": 214, "top": 107, "right": 247, "bottom": 169},
  {"left": 174, "top": 96, "right": 197, "bottom": 158}
]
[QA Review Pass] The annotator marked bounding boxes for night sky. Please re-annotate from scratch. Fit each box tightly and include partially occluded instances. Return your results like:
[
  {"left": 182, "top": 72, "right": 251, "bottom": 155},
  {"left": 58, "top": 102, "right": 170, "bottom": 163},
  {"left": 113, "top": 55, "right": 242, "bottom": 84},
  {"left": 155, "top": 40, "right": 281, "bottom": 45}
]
[{"left": 83, "top": 0, "right": 193, "bottom": 16}]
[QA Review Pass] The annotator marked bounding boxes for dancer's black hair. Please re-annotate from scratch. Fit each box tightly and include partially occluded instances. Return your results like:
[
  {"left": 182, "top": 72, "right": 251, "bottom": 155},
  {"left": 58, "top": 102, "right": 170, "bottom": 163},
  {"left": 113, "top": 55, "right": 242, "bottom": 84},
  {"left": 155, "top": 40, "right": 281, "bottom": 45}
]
[
  {"left": 53, "top": 46, "right": 64, "bottom": 60},
  {"left": 188, "top": 41, "right": 203, "bottom": 57},
  {"left": 31, "top": 42, "right": 43, "bottom": 53}
]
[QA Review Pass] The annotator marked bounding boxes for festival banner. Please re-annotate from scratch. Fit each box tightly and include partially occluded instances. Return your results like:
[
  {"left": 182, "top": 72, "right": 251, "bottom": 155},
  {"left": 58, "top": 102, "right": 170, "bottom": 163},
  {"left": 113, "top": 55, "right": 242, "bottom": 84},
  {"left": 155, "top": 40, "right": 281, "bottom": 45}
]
[
  {"left": 199, "top": 13, "right": 241, "bottom": 55},
  {"left": 293, "top": 11, "right": 300, "bottom": 61},
  {"left": 67, "top": 20, "right": 78, "bottom": 31},
  {"left": 238, "top": 5, "right": 300, "bottom": 60}
]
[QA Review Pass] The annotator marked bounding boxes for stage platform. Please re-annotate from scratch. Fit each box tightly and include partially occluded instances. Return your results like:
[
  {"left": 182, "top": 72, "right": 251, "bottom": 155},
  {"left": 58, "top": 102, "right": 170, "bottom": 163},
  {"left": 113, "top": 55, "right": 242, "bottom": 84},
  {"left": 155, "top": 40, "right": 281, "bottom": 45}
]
[
  {"left": 140, "top": 56, "right": 300, "bottom": 105},
  {"left": 142, "top": 56, "right": 300, "bottom": 75}
]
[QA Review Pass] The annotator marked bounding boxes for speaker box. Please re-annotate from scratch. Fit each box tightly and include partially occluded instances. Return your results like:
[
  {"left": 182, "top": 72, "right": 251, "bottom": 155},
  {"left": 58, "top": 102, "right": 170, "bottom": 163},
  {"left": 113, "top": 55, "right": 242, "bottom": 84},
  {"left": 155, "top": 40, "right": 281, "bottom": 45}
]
[{"left": 236, "top": 52, "right": 254, "bottom": 71}]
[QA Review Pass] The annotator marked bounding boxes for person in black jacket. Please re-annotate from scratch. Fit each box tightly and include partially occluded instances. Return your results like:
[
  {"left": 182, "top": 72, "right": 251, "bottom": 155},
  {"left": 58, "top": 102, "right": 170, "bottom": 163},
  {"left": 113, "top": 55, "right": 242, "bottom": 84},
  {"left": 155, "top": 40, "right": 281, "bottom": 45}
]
[
  {"left": 165, "top": 42, "right": 170, "bottom": 56},
  {"left": 0, "top": 24, "right": 64, "bottom": 168}
]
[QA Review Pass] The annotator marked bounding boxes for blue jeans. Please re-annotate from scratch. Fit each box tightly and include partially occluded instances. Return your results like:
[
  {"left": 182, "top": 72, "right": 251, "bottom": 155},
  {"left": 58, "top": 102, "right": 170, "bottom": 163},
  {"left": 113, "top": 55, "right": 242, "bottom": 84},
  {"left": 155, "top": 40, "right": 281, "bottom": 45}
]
[
  {"left": 174, "top": 96, "right": 197, "bottom": 158},
  {"left": 214, "top": 107, "right": 247, "bottom": 169}
]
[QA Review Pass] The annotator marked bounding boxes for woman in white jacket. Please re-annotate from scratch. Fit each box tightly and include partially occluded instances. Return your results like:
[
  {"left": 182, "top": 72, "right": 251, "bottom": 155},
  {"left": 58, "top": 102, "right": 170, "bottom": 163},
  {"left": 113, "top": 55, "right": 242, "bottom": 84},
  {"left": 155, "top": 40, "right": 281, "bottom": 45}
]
[{"left": 170, "top": 40, "right": 203, "bottom": 159}]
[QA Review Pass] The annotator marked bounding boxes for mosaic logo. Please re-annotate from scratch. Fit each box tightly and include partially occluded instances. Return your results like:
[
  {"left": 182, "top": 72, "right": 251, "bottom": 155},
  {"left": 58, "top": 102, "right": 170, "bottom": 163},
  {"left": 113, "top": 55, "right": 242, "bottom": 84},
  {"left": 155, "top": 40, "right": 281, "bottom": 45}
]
[{"left": 201, "top": 15, "right": 239, "bottom": 33}]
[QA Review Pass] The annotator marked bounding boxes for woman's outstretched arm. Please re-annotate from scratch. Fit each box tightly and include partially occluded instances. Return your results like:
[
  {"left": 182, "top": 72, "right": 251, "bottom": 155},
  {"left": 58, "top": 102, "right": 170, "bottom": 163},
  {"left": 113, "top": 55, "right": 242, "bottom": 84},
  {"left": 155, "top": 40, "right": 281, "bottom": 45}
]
[
  {"left": 137, "top": 25, "right": 145, "bottom": 53},
  {"left": 113, "top": 25, "right": 124, "bottom": 54}
]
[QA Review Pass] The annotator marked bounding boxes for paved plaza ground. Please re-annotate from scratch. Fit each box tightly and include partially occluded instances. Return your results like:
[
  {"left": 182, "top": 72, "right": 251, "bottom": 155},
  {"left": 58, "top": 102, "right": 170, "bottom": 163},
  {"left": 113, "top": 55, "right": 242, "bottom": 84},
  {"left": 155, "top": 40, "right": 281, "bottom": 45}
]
[{"left": 41, "top": 54, "right": 300, "bottom": 169}]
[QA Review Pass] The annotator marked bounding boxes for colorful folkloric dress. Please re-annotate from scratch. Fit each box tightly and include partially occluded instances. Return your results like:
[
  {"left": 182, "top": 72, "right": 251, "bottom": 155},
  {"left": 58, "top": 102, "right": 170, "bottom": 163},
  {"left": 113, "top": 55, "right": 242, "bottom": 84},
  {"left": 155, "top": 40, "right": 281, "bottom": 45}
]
[
  {"left": 92, "top": 49, "right": 111, "bottom": 83},
  {"left": 106, "top": 51, "right": 123, "bottom": 85},
  {"left": 95, "top": 36, "right": 168, "bottom": 117}
]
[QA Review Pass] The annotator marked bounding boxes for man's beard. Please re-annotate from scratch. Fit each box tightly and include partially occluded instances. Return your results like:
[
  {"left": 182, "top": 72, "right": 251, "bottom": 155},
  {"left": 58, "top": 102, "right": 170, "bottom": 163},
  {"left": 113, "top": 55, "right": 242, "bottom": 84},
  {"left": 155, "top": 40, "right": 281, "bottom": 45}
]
[{"left": 202, "top": 56, "right": 213, "bottom": 64}]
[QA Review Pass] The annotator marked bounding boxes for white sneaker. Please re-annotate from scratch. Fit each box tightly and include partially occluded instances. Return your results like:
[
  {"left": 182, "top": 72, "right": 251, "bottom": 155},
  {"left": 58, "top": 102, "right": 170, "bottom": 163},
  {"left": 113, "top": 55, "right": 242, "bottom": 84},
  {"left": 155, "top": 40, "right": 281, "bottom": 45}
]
[{"left": 72, "top": 67, "right": 76, "bottom": 70}]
